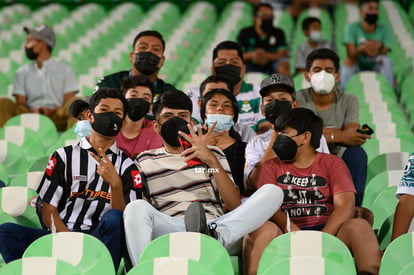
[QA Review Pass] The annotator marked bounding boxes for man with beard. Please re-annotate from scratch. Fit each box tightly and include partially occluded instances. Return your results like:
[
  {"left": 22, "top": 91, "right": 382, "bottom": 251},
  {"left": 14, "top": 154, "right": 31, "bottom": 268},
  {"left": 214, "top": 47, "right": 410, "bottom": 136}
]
[
  {"left": 0, "top": 88, "right": 142, "bottom": 271},
  {"left": 237, "top": 3, "right": 289, "bottom": 75},
  {"left": 340, "top": 0, "right": 393, "bottom": 89},
  {"left": 95, "top": 30, "right": 175, "bottom": 102},
  {"left": 0, "top": 24, "right": 79, "bottom": 131},
  {"left": 123, "top": 89, "right": 284, "bottom": 267}
]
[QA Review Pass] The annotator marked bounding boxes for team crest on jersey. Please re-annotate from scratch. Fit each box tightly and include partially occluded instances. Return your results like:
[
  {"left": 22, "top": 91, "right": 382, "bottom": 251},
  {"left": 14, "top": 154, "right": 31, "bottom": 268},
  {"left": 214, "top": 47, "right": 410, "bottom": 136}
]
[
  {"left": 240, "top": 100, "right": 252, "bottom": 113},
  {"left": 46, "top": 157, "right": 57, "bottom": 176},
  {"left": 132, "top": 170, "right": 142, "bottom": 188}
]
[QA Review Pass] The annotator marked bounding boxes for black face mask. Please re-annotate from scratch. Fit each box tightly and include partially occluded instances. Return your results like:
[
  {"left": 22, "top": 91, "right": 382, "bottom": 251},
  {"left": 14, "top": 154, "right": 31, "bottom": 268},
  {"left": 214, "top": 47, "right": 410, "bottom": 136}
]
[
  {"left": 272, "top": 134, "right": 301, "bottom": 162},
  {"left": 25, "top": 47, "right": 38, "bottom": 60},
  {"left": 261, "top": 18, "right": 274, "bottom": 33},
  {"left": 127, "top": 98, "right": 150, "bottom": 122},
  {"left": 134, "top": 52, "right": 161, "bottom": 75},
  {"left": 91, "top": 112, "right": 123, "bottom": 137},
  {"left": 160, "top": 116, "right": 190, "bottom": 147},
  {"left": 364, "top": 13, "right": 378, "bottom": 25},
  {"left": 264, "top": 100, "right": 292, "bottom": 124},
  {"left": 214, "top": 64, "right": 241, "bottom": 86}
]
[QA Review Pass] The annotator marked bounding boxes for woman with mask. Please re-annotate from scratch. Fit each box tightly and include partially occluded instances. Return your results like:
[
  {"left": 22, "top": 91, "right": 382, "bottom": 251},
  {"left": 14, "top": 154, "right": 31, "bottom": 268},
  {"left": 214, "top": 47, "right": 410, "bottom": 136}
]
[
  {"left": 200, "top": 88, "right": 247, "bottom": 196},
  {"left": 115, "top": 75, "right": 162, "bottom": 158}
]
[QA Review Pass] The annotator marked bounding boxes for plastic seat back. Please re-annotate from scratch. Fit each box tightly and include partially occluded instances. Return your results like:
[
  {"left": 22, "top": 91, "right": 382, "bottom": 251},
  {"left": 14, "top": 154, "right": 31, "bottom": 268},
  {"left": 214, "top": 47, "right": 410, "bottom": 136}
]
[
  {"left": 127, "top": 257, "right": 214, "bottom": 275},
  {"left": 0, "top": 140, "right": 29, "bottom": 180},
  {"left": 9, "top": 171, "right": 44, "bottom": 190},
  {"left": 23, "top": 232, "right": 116, "bottom": 275},
  {"left": 379, "top": 232, "right": 414, "bottom": 275},
  {"left": 0, "top": 256, "right": 80, "bottom": 275}
]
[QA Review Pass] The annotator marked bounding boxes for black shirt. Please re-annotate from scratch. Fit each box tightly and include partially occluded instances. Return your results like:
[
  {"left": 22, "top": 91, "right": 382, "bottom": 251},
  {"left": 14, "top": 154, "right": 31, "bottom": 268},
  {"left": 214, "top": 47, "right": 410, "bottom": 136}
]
[{"left": 222, "top": 134, "right": 247, "bottom": 196}]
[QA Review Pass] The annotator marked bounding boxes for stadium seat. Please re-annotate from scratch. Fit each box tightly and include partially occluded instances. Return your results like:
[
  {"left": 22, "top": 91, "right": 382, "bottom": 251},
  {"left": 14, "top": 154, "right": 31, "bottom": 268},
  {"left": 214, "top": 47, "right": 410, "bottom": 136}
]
[
  {"left": 127, "top": 257, "right": 215, "bottom": 275},
  {"left": 399, "top": 261, "right": 414, "bottom": 275},
  {"left": 0, "top": 186, "right": 41, "bottom": 228},
  {"left": 370, "top": 186, "right": 398, "bottom": 231},
  {"left": 4, "top": 113, "right": 58, "bottom": 152},
  {"left": 9, "top": 171, "right": 44, "bottom": 190},
  {"left": 379, "top": 232, "right": 414, "bottom": 275},
  {"left": 139, "top": 232, "right": 234, "bottom": 275},
  {"left": 362, "top": 169, "right": 404, "bottom": 210},
  {"left": 0, "top": 139, "right": 29, "bottom": 180},
  {"left": 0, "top": 164, "right": 9, "bottom": 186},
  {"left": 257, "top": 231, "right": 356, "bottom": 275},
  {"left": 260, "top": 256, "right": 350, "bottom": 275},
  {"left": 376, "top": 214, "right": 394, "bottom": 251},
  {"left": 28, "top": 155, "right": 50, "bottom": 173},
  {"left": 0, "top": 256, "right": 80, "bottom": 275},
  {"left": 23, "top": 232, "right": 116, "bottom": 275},
  {"left": 0, "top": 125, "right": 44, "bottom": 165},
  {"left": 367, "top": 152, "right": 409, "bottom": 184}
]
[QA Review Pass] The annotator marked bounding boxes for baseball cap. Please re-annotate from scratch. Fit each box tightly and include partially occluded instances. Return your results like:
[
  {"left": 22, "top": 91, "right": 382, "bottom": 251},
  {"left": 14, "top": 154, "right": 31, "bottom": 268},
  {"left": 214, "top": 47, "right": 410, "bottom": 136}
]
[
  {"left": 24, "top": 24, "right": 55, "bottom": 49},
  {"left": 69, "top": 97, "right": 90, "bottom": 118},
  {"left": 259, "top": 73, "right": 296, "bottom": 98}
]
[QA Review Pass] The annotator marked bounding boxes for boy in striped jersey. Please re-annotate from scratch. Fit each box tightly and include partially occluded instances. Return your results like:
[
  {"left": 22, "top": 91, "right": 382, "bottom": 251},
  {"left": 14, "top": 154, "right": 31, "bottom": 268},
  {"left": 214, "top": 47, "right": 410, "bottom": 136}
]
[
  {"left": 123, "top": 89, "right": 284, "bottom": 267},
  {"left": 0, "top": 88, "right": 142, "bottom": 270}
]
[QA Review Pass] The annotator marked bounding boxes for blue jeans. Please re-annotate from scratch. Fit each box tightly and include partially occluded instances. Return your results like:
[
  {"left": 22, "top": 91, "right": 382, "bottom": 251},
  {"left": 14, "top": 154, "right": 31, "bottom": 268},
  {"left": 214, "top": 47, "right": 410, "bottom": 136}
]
[
  {"left": 342, "top": 146, "right": 368, "bottom": 206},
  {"left": 340, "top": 55, "right": 394, "bottom": 90},
  {"left": 0, "top": 209, "right": 124, "bottom": 270}
]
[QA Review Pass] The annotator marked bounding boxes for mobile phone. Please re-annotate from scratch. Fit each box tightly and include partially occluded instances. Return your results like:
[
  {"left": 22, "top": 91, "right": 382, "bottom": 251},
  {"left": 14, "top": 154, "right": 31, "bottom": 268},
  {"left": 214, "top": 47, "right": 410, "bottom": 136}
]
[
  {"left": 178, "top": 135, "right": 203, "bottom": 167},
  {"left": 357, "top": 124, "right": 374, "bottom": 135}
]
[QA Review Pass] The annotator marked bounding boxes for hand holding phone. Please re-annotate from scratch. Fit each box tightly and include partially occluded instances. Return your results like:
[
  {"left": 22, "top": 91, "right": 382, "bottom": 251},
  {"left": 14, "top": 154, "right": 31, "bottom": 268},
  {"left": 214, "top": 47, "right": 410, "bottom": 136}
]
[
  {"left": 357, "top": 124, "right": 374, "bottom": 135},
  {"left": 178, "top": 135, "right": 204, "bottom": 167}
]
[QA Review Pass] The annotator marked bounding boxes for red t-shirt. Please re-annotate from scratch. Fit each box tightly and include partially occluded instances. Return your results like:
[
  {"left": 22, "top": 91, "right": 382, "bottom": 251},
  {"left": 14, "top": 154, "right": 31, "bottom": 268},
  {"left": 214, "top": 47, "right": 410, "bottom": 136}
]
[
  {"left": 258, "top": 152, "right": 356, "bottom": 228},
  {"left": 116, "top": 119, "right": 163, "bottom": 159}
]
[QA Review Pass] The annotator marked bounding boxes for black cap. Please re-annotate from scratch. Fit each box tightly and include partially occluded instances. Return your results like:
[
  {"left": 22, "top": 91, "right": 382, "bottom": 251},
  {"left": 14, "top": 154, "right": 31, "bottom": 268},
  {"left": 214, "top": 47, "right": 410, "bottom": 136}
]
[{"left": 259, "top": 73, "right": 296, "bottom": 97}]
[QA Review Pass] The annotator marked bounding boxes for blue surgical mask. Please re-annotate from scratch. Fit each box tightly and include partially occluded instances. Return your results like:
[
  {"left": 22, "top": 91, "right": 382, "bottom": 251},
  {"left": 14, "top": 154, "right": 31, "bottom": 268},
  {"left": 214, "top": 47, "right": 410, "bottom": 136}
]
[
  {"left": 74, "top": 120, "right": 92, "bottom": 138},
  {"left": 205, "top": 114, "right": 234, "bottom": 132}
]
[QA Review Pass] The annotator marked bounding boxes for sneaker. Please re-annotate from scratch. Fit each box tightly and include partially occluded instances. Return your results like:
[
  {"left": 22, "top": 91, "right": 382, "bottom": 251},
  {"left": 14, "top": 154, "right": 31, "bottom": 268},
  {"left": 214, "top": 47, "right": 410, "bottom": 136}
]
[{"left": 184, "top": 202, "right": 209, "bottom": 235}]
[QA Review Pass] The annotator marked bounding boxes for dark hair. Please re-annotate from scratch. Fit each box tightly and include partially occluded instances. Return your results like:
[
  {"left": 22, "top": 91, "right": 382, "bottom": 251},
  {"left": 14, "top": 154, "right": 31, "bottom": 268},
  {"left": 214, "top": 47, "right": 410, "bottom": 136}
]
[
  {"left": 305, "top": 48, "right": 340, "bottom": 72},
  {"left": 274, "top": 108, "right": 323, "bottom": 149},
  {"left": 359, "top": 0, "right": 378, "bottom": 6},
  {"left": 253, "top": 3, "right": 273, "bottom": 16},
  {"left": 89, "top": 87, "right": 128, "bottom": 119},
  {"left": 132, "top": 30, "right": 165, "bottom": 53},
  {"left": 152, "top": 89, "right": 192, "bottom": 120},
  {"left": 212, "top": 40, "right": 244, "bottom": 63},
  {"left": 302, "top": 17, "right": 321, "bottom": 31},
  {"left": 199, "top": 75, "right": 234, "bottom": 97},
  {"left": 200, "top": 88, "right": 239, "bottom": 123},
  {"left": 121, "top": 75, "right": 155, "bottom": 99}
]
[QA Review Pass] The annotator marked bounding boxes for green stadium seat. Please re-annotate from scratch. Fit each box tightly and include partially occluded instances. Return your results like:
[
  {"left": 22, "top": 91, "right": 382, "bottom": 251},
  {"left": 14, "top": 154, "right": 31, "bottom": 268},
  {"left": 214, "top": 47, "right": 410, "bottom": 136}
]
[
  {"left": 0, "top": 164, "right": 9, "bottom": 186},
  {"left": 23, "top": 232, "right": 115, "bottom": 275},
  {"left": 399, "top": 261, "right": 414, "bottom": 275},
  {"left": 0, "top": 256, "right": 80, "bottom": 275},
  {"left": 4, "top": 113, "right": 58, "bottom": 152},
  {"left": 376, "top": 214, "right": 394, "bottom": 251},
  {"left": 0, "top": 140, "right": 29, "bottom": 180},
  {"left": 139, "top": 232, "right": 234, "bottom": 275},
  {"left": 0, "top": 186, "right": 41, "bottom": 228},
  {"left": 367, "top": 152, "right": 410, "bottom": 183},
  {"left": 293, "top": 73, "right": 311, "bottom": 90},
  {"left": 28, "top": 155, "right": 50, "bottom": 173},
  {"left": 257, "top": 231, "right": 356, "bottom": 275},
  {"left": 362, "top": 170, "right": 403, "bottom": 210},
  {"left": 379, "top": 232, "right": 414, "bottom": 275},
  {"left": 9, "top": 171, "right": 44, "bottom": 190},
  {"left": 371, "top": 186, "right": 398, "bottom": 231},
  {"left": 127, "top": 257, "right": 215, "bottom": 275},
  {"left": 261, "top": 256, "right": 350, "bottom": 275}
]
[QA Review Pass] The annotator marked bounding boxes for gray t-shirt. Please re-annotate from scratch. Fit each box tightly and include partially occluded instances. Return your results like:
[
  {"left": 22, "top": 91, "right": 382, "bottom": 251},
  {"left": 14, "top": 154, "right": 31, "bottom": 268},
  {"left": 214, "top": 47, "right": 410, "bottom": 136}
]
[{"left": 295, "top": 87, "right": 359, "bottom": 156}]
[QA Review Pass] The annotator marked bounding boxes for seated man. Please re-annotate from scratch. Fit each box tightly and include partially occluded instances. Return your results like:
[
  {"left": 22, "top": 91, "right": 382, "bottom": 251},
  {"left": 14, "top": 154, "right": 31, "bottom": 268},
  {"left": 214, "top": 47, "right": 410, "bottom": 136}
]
[
  {"left": 237, "top": 3, "right": 289, "bottom": 75},
  {"left": 248, "top": 108, "right": 381, "bottom": 275},
  {"left": 116, "top": 75, "right": 163, "bottom": 158},
  {"left": 391, "top": 153, "right": 414, "bottom": 241},
  {"left": 0, "top": 24, "right": 79, "bottom": 131},
  {"left": 95, "top": 30, "right": 175, "bottom": 101},
  {"left": 296, "top": 48, "right": 371, "bottom": 206},
  {"left": 0, "top": 88, "right": 142, "bottom": 270},
  {"left": 340, "top": 0, "right": 393, "bottom": 89},
  {"left": 123, "top": 90, "right": 283, "bottom": 267}
]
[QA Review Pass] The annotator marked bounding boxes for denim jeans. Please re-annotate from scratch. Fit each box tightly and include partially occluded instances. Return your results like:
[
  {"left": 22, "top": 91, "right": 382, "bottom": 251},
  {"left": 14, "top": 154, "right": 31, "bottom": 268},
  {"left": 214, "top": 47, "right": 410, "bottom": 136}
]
[
  {"left": 340, "top": 55, "right": 394, "bottom": 90},
  {"left": 0, "top": 209, "right": 124, "bottom": 270},
  {"left": 342, "top": 146, "right": 368, "bottom": 206},
  {"left": 123, "top": 184, "right": 283, "bottom": 266}
]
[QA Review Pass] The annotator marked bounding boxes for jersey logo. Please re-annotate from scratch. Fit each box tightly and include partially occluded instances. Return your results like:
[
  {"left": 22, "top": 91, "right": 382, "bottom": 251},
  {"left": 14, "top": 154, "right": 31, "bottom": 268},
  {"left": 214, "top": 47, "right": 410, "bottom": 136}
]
[
  {"left": 132, "top": 170, "right": 142, "bottom": 188},
  {"left": 240, "top": 100, "right": 252, "bottom": 113},
  {"left": 46, "top": 157, "right": 57, "bottom": 176}
]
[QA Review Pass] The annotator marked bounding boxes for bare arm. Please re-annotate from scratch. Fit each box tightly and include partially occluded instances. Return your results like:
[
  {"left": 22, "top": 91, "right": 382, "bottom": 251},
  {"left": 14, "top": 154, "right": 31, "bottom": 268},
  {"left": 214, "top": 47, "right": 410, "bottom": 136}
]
[
  {"left": 391, "top": 194, "right": 414, "bottom": 241},
  {"left": 42, "top": 202, "right": 70, "bottom": 232},
  {"left": 323, "top": 123, "right": 370, "bottom": 147},
  {"left": 322, "top": 192, "right": 355, "bottom": 235}
]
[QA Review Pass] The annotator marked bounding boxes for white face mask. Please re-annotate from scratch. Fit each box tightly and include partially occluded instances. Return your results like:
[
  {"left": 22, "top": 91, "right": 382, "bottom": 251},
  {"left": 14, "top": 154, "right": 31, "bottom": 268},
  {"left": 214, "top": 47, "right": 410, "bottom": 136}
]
[
  {"left": 309, "top": 30, "right": 322, "bottom": 42},
  {"left": 310, "top": 70, "right": 335, "bottom": 95}
]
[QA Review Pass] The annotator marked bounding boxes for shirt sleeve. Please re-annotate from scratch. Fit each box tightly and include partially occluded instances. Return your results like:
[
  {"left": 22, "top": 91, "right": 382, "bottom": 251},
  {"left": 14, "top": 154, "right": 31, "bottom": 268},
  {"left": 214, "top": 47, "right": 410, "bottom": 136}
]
[
  {"left": 343, "top": 93, "right": 360, "bottom": 125},
  {"left": 396, "top": 154, "right": 414, "bottom": 198},
  {"left": 327, "top": 156, "right": 356, "bottom": 196},
  {"left": 244, "top": 138, "right": 264, "bottom": 182},
  {"left": 37, "top": 151, "right": 67, "bottom": 208},
  {"left": 63, "top": 64, "right": 79, "bottom": 94},
  {"left": 342, "top": 23, "right": 355, "bottom": 45},
  {"left": 12, "top": 66, "right": 27, "bottom": 96},
  {"left": 120, "top": 159, "right": 143, "bottom": 203},
  {"left": 258, "top": 158, "right": 278, "bottom": 188},
  {"left": 382, "top": 25, "right": 393, "bottom": 50}
]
